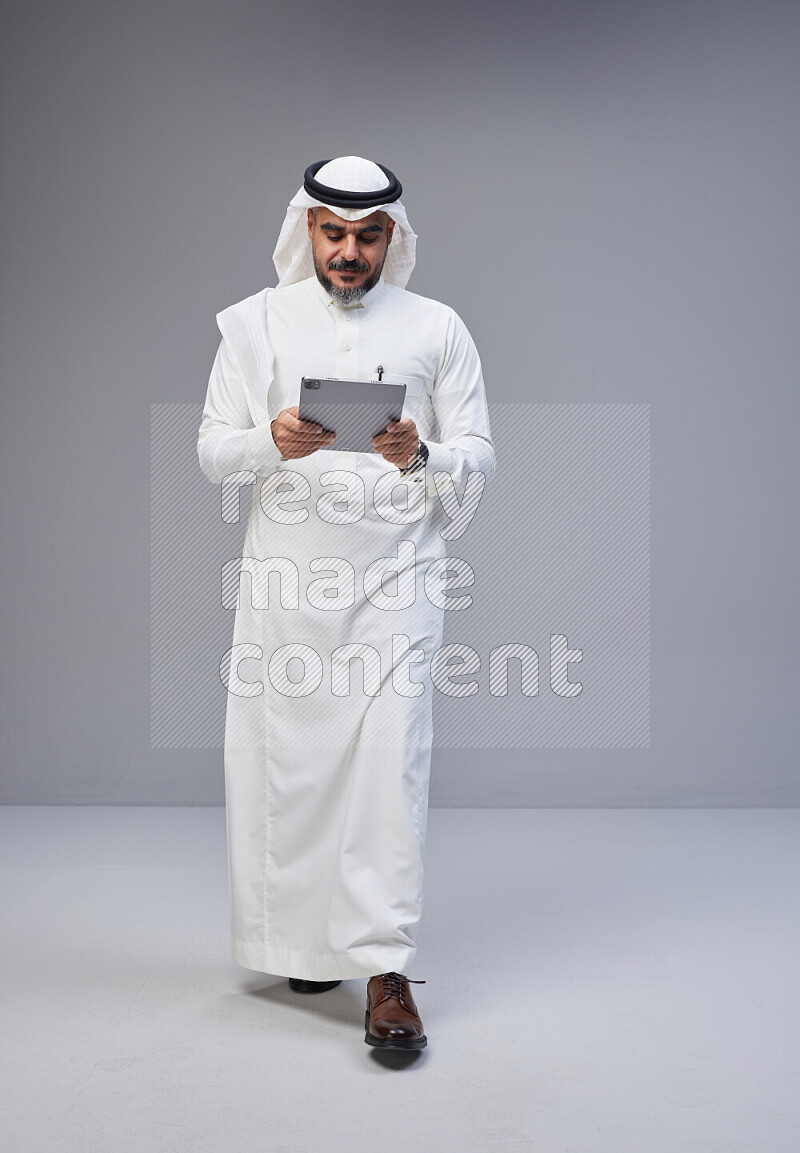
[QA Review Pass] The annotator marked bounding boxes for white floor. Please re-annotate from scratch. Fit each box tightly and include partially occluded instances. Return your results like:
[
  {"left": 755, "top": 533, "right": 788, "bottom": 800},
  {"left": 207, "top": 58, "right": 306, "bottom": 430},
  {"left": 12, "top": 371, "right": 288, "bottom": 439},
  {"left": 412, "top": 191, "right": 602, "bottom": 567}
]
[{"left": 1, "top": 807, "right": 798, "bottom": 1153}]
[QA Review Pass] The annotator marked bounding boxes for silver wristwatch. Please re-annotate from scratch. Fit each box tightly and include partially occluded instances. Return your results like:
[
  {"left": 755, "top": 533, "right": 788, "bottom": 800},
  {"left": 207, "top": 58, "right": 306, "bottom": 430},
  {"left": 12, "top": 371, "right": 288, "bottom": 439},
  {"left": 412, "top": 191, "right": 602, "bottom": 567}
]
[{"left": 398, "top": 439, "right": 429, "bottom": 476}]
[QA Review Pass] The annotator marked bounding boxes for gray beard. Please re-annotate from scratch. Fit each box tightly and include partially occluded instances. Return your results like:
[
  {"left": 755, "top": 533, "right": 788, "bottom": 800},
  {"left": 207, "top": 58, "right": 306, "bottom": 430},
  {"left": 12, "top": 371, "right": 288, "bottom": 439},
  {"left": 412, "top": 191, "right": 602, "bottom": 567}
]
[{"left": 318, "top": 275, "right": 373, "bottom": 306}]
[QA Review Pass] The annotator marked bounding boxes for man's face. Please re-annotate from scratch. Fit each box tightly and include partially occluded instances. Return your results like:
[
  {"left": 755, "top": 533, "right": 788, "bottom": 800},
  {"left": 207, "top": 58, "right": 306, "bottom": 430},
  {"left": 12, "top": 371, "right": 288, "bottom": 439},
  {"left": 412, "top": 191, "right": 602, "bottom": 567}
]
[{"left": 308, "top": 207, "right": 395, "bottom": 305}]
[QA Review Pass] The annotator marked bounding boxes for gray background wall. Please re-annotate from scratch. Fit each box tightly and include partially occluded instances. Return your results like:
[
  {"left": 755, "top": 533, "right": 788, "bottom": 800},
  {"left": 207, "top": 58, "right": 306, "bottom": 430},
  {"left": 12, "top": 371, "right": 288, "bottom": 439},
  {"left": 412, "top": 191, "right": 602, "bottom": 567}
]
[{"left": 1, "top": 0, "right": 797, "bottom": 805}]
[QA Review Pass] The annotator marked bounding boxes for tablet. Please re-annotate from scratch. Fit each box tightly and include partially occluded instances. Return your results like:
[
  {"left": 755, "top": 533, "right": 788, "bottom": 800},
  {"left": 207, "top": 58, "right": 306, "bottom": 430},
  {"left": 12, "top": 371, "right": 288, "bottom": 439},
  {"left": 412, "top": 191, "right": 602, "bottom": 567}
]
[{"left": 298, "top": 376, "right": 408, "bottom": 454}]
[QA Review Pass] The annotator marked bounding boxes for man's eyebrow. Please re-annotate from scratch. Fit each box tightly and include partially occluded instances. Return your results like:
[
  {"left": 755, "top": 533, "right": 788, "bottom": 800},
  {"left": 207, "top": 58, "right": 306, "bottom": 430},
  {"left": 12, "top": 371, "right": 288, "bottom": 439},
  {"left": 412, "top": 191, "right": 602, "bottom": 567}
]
[{"left": 320, "top": 221, "right": 384, "bottom": 234}]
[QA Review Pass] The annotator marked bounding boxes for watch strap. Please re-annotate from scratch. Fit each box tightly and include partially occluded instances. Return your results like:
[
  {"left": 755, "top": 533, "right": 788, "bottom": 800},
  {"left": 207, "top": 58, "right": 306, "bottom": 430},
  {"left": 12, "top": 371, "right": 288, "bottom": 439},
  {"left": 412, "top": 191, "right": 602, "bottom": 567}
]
[{"left": 398, "top": 439, "right": 428, "bottom": 475}]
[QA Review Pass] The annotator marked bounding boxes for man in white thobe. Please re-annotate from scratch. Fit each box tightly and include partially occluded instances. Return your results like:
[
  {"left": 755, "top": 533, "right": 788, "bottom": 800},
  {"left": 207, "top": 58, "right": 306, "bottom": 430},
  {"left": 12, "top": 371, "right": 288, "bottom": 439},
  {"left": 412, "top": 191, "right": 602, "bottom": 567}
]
[{"left": 197, "top": 156, "right": 496, "bottom": 1051}]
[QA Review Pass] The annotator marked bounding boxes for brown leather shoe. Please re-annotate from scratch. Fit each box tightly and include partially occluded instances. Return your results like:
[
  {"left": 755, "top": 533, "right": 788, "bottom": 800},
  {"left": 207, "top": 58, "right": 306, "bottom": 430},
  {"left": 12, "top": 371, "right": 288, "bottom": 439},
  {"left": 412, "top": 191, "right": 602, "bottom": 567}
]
[{"left": 365, "top": 972, "right": 427, "bottom": 1050}]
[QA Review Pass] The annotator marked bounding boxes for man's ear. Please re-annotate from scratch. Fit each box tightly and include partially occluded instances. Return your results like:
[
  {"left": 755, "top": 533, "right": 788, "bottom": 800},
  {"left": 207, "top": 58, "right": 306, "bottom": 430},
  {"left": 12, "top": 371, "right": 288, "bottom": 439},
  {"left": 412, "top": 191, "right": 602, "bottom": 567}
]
[
  {"left": 386, "top": 218, "right": 395, "bottom": 245},
  {"left": 307, "top": 208, "right": 315, "bottom": 240}
]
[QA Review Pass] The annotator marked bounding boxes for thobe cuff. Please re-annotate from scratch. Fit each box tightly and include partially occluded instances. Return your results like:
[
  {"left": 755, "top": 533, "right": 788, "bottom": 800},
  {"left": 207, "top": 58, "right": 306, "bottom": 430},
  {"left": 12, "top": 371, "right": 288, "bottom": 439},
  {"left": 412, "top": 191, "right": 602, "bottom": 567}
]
[
  {"left": 422, "top": 440, "right": 452, "bottom": 476},
  {"left": 417, "top": 440, "right": 449, "bottom": 496},
  {"left": 246, "top": 420, "right": 284, "bottom": 475}
]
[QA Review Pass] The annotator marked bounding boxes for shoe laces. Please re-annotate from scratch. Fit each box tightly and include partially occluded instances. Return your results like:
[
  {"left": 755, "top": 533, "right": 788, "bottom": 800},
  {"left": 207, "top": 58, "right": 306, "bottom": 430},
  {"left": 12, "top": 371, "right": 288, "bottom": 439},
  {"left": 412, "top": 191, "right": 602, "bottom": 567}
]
[{"left": 371, "top": 970, "right": 426, "bottom": 1010}]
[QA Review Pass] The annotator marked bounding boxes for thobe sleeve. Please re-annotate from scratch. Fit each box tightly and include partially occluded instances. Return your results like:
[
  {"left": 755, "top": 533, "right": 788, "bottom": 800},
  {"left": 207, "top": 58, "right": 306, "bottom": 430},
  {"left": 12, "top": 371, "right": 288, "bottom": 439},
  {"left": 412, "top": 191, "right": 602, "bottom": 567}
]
[
  {"left": 423, "top": 307, "right": 496, "bottom": 492},
  {"left": 197, "top": 338, "right": 283, "bottom": 485}
]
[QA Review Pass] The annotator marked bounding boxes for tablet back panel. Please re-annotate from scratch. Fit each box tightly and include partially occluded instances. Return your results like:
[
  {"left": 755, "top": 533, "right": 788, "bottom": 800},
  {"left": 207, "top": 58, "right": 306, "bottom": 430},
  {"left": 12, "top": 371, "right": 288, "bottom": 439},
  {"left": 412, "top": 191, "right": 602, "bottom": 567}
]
[{"left": 298, "top": 377, "right": 407, "bottom": 453}]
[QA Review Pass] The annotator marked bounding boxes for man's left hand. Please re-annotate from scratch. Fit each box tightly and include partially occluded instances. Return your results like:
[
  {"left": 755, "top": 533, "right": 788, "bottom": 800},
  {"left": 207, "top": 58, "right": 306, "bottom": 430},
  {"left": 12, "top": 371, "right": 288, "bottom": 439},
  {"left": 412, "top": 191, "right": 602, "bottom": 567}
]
[{"left": 372, "top": 418, "right": 420, "bottom": 470}]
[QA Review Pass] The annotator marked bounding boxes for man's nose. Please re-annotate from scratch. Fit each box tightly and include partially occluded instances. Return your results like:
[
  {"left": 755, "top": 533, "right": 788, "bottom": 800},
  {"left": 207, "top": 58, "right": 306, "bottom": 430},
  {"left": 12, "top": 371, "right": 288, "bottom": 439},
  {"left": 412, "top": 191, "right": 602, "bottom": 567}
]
[{"left": 342, "top": 234, "right": 359, "bottom": 259}]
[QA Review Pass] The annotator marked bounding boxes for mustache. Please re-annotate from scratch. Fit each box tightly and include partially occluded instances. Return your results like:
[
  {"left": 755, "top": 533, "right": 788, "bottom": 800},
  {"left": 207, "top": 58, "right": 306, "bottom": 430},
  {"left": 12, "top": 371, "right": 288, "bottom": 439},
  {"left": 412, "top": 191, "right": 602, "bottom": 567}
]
[{"left": 327, "top": 258, "right": 370, "bottom": 273}]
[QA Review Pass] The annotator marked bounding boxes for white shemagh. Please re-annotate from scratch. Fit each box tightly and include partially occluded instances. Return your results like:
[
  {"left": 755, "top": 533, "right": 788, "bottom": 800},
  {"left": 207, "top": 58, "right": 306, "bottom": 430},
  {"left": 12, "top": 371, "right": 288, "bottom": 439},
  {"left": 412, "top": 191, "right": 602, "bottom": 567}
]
[{"left": 271, "top": 155, "right": 418, "bottom": 289}]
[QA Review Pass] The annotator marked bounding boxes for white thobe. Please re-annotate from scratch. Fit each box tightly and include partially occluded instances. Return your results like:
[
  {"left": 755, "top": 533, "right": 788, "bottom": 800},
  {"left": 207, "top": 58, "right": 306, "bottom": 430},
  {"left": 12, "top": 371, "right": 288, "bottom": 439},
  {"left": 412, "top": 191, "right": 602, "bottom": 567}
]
[{"left": 197, "top": 273, "right": 495, "bottom": 980}]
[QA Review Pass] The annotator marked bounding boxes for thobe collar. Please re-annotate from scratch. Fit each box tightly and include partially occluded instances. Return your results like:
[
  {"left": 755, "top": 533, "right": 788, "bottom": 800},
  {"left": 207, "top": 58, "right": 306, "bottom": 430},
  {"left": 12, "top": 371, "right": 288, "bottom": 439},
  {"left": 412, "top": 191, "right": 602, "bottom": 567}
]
[{"left": 308, "top": 273, "right": 387, "bottom": 313}]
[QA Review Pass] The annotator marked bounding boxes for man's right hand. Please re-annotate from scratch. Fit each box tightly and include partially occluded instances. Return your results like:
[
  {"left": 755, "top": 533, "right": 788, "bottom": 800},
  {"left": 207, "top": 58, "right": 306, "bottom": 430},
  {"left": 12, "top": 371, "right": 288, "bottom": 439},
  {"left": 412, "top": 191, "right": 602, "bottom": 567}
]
[{"left": 270, "top": 406, "right": 336, "bottom": 459}]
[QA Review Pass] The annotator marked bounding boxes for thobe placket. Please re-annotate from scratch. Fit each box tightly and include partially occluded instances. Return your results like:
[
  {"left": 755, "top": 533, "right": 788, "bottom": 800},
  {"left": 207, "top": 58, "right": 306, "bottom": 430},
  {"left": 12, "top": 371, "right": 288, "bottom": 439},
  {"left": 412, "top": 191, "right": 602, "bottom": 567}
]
[{"left": 330, "top": 293, "right": 361, "bottom": 471}]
